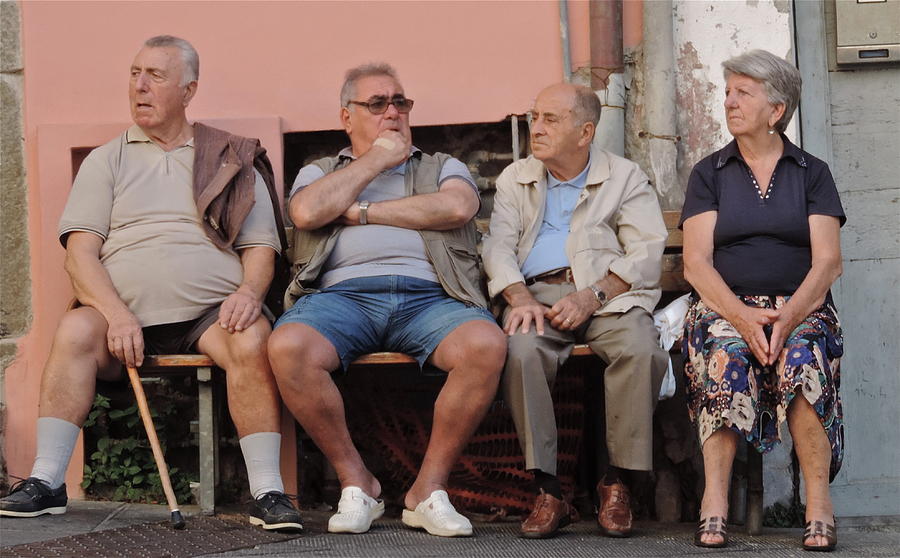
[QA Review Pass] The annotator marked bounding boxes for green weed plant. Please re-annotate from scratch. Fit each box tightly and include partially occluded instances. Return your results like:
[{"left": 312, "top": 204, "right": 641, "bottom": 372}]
[{"left": 81, "top": 393, "right": 194, "bottom": 504}]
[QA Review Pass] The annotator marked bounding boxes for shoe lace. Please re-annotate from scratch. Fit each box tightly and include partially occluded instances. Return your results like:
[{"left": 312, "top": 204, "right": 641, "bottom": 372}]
[
  {"left": 6, "top": 475, "right": 39, "bottom": 495},
  {"left": 258, "top": 491, "right": 297, "bottom": 511}
]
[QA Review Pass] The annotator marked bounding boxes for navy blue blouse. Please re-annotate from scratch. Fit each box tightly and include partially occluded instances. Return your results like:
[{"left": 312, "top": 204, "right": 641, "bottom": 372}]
[{"left": 679, "top": 136, "right": 846, "bottom": 296}]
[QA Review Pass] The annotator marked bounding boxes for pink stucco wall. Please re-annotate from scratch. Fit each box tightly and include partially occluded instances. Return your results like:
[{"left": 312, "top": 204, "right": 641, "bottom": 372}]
[{"left": 10, "top": 0, "right": 592, "bottom": 496}]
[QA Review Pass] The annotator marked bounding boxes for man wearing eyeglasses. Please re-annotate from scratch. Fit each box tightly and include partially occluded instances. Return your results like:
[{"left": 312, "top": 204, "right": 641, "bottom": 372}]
[
  {"left": 483, "top": 82, "right": 668, "bottom": 539},
  {"left": 268, "top": 63, "right": 506, "bottom": 537}
]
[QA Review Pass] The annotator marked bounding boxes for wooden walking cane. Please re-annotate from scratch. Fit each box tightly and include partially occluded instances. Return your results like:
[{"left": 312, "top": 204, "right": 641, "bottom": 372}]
[{"left": 126, "top": 365, "right": 186, "bottom": 529}]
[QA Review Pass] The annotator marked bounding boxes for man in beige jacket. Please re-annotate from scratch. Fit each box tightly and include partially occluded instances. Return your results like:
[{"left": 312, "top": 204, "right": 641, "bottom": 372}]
[{"left": 483, "top": 82, "right": 668, "bottom": 539}]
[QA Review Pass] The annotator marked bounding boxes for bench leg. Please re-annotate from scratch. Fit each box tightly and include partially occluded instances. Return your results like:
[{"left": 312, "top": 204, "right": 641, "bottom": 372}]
[
  {"left": 746, "top": 443, "right": 764, "bottom": 535},
  {"left": 197, "top": 366, "right": 216, "bottom": 515}
]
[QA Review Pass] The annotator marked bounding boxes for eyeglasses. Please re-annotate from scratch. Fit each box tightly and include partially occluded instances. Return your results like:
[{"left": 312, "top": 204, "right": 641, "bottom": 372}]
[{"left": 347, "top": 95, "right": 415, "bottom": 115}]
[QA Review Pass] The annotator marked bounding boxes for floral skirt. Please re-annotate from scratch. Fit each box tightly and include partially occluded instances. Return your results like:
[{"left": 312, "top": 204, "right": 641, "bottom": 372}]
[{"left": 682, "top": 295, "right": 844, "bottom": 480}]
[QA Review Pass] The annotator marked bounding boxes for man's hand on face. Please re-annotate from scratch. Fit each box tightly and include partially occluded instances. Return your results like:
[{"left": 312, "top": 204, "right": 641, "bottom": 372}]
[
  {"left": 219, "top": 287, "right": 262, "bottom": 334},
  {"left": 107, "top": 309, "right": 145, "bottom": 368},
  {"left": 363, "top": 129, "right": 411, "bottom": 172},
  {"left": 546, "top": 288, "right": 601, "bottom": 331}
]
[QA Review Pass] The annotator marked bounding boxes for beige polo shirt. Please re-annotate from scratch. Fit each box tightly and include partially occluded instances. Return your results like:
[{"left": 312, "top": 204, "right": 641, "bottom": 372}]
[{"left": 58, "top": 125, "right": 279, "bottom": 327}]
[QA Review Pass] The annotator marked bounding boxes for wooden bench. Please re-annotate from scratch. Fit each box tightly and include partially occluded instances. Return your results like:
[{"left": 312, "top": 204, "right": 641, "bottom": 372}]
[{"left": 135, "top": 209, "right": 763, "bottom": 532}]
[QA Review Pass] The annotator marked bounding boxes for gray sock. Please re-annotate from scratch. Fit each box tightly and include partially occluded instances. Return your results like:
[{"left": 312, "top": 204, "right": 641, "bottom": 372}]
[
  {"left": 30, "top": 417, "right": 81, "bottom": 489},
  {"left": 239, "top": 432, "right": 284, "bottom": 499}
]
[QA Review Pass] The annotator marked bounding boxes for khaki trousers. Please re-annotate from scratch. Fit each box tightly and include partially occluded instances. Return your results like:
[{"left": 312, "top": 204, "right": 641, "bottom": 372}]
[{"left": 501, "top": 281, "right": 667, "bottom": 475}]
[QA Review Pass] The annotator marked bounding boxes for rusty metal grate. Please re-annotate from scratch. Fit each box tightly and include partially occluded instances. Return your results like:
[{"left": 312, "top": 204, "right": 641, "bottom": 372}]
[{"left": 2, "top": 516, "right": 299, "bottom": 558}]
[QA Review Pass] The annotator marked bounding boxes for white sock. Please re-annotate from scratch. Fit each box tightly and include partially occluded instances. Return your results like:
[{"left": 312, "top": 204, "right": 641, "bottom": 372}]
[
  {"left": 239, "top": 432, "right": 284, "bottom": 499},
  {"left": 30, "top": 417, "right": 81, "bottom": 489}
]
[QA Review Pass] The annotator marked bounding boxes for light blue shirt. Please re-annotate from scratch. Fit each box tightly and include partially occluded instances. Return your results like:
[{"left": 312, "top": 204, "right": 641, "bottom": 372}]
[{"left": 520, "top": 157, "right": 591, "bottom": 279}]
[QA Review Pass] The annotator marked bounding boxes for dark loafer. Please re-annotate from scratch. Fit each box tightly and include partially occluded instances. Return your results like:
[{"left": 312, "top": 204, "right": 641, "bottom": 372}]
[
  {"left": 596, "top": 478, "right": 633, "bottom": 537},
  {"left": 803, "top": 519, "right": 837, "bottom": 552},
  {"left": 694, "top": 516, "right": 728, "bottom": 548},
  {"left": 520, "top": 490, "right": 578, "bottom": 539}
]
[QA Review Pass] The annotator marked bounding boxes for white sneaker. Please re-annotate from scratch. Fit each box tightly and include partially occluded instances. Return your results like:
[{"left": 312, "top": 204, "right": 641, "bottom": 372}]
[
  {"left": 401, "top": 489, "right": 473, "bottom": 537},
  {"left": 327, "top": 486, "right": 384, "bottom": 534}
]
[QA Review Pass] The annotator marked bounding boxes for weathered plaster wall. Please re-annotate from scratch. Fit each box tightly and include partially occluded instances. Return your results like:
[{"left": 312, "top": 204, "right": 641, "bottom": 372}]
[
  {"left": 0, "top": 0, "right": 29, "bottom": 490},
  {"left": 826, "top": 66, "right": 900, "bottom": 517},
  {"left": 672, "top": 0, "right": 795, "bottom": 205}
]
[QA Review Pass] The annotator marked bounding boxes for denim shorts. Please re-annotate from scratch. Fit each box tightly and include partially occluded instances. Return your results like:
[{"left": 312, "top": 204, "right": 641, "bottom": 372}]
[{"left": 274, "top": 275, "right": 496, "bottom": 370}]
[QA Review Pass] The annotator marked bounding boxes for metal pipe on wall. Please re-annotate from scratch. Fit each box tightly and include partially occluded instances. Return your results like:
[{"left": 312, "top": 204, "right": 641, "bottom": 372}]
[
  {"left": 559, "top": 0, "right": 573, "bottom": 82},
  {"left": 642, "top": 0, "right": 680, "bottom": 206},
  {"left": 589, "top": 0, "right": 625, "bottom": 156}
]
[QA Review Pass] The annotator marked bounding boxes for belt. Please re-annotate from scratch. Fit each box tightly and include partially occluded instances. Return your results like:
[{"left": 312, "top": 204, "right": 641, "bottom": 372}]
[{"left": 525, "top": 267, "right": 573, "bottom": 286}]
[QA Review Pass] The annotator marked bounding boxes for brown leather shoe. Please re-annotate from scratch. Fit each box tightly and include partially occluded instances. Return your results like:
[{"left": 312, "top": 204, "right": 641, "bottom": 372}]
[
  {"left": 520, "top": 491, "right": 577, "bottom": 539},
  {"left": 596, "top": 478, "right": 633, "bottom": 537}
]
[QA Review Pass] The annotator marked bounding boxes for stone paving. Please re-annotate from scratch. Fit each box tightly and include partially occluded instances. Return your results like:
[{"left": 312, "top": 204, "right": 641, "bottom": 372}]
[{"left": 2, "top": 501, "right": 898, "bottom": 557}]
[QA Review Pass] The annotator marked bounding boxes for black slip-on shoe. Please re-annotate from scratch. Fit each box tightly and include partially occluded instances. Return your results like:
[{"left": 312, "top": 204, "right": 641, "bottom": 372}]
[
  {"left": 0, "top": 477, "right": 68, "bottom": 517},
  {"left": 248, "top": 491, "right": 303, "bottom": 531}
]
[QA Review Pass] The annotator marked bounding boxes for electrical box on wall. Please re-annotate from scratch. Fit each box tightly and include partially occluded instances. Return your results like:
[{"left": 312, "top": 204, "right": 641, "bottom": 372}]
[{"left": 835, "top": 0, "right": 900, "bottom": 64}]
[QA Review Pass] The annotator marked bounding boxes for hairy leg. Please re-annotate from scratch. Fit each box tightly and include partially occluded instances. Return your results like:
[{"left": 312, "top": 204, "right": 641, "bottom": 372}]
[
  {"left": 405, "top": 320, "right": 506, "bottom": 509},
  {"left": 39, "top": 307, "right": 121, "bottom": 424},
  {"left": 197, "top": 317, "right": 280, "bottom": 436},
  {"left": 268, "top": 323, "right": 380, "bottom": 498}
]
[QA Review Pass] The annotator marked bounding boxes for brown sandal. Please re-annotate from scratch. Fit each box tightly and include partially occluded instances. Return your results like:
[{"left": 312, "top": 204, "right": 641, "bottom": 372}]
[
  {"left": 803, "top": 519, "right": 837, "bottom": 552},
  {"left": 694, "top": 516, "right": 728, "bottom": 548}
]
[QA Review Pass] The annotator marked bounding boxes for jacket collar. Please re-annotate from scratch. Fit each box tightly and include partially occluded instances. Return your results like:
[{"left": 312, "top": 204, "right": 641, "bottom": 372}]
[
  {"left": 517, "top": 144, "right": 611, "bottom": 188},
  {"left": 714, "top": 133, "right": 807, "bottom": 169}
]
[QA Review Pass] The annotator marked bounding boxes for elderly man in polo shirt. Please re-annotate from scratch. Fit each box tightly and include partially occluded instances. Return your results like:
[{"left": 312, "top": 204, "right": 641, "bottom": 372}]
[
  {"left": 268, "top": 62, "right": 506, "bottom": 538},
  {"left": 483, "top": 82, "right": 668, "bottom": 539},
  {"left": 0, "top": 35, "right": 302, "bottom": 531}
]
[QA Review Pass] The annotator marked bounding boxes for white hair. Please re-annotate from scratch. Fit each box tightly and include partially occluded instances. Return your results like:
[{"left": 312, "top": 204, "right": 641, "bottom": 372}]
[
  {"left": 722, "top": 49, "right": 801, "bottom": 133},
  {"left": 143, "top": 35, "right": 199, "bottom": 86}
]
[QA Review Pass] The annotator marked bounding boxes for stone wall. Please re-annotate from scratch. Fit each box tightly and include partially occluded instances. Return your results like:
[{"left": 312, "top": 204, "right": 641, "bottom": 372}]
[{"left": 0, "top": 0, "right": 29, "bottom": 491}]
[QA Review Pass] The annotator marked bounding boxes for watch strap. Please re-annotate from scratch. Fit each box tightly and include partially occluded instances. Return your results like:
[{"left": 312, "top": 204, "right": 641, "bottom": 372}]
[{"left": 358, "top": 200, "right": 370, "bottom": 225}]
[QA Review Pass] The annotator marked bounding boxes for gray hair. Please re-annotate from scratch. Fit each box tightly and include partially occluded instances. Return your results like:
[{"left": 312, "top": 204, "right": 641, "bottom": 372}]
[
  {"left": 340, "top": 62, "right": 399, "bottom": 108},
  {"left": 722, "top": 49, "right": 801, "bottom": 133},
  {"left": 571, "top": 84, "right": 602, "bottom": 128},
  {"left": 143, "top": 35, "right": 199, "bottom": 86}
]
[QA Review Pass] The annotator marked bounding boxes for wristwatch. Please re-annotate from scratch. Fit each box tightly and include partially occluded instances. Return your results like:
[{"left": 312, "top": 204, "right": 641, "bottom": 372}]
[
  {"left": 358, "top": 200, "right": 370, "bottom": 225},
  {"left": 589, "top": 284, "right": 607, "bottom": 306}
]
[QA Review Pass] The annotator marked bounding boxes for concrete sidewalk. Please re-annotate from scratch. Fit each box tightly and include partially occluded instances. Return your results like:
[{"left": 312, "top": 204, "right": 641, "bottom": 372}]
[{"left": 2, "top": 500, "right": 898, "bottom": 557}]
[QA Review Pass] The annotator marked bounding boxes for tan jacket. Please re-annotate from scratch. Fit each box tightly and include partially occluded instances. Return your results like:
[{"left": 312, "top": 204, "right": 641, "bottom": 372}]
[{"left": 483, "top": 145, "right": 667, "bottom": 315}]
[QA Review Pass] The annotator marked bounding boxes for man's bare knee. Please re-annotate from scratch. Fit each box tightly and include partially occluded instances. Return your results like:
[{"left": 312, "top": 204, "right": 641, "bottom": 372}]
[
  {"left": 268, "top": 323, "right": 339, "bottom": 378},
  {"left": 437, "top": 321, "right": 506, "bottom": 377},
  {"left": 221, "top": 318, "right": 270, "bottom": 367},
  {"left": 52, "top": 307, "right": 110, "bottom": 359}
]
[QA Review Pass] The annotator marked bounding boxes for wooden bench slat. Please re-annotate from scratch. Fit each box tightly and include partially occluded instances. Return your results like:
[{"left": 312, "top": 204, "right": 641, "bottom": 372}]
[
  {"left": 351, "top": 352, "right": 418, "bottom": 365},
  {"left": 143, "top": 355, "right": 215, "bottom": 368}
]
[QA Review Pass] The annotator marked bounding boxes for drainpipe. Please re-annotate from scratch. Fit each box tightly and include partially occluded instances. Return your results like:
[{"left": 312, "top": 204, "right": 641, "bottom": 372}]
[
  {"left": 642, "top": 0, "right": 679, "bottom": 207},
  {"left": 589, "top": 0, "right": 625, "bottom": 156},
  {"left": 559, "top": 0, "right": 573, "bottom": 82}
]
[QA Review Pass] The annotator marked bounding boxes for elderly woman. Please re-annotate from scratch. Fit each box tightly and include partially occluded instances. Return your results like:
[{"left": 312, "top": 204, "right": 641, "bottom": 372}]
[{"left": 680, "top": 50, "right": 845, "bottom": 551}]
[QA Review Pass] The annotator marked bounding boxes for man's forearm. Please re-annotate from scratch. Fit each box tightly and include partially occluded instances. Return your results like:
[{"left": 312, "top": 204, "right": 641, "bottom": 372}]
[
  {"left": 592, "top": 272, "right": 630, "bottom": 303},
  {"left": 289, "top": 157, "right": 383, "bottom": 230},
  {"left": 237, "top": 246, "right": 276, "bottom": 300},
  {"left": 65, "top": 234, "right": 132, "bottom": 322},
  {"left": 364, "top": 183, "right": 477, "bottom": 230}
]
